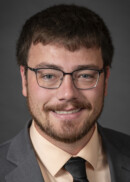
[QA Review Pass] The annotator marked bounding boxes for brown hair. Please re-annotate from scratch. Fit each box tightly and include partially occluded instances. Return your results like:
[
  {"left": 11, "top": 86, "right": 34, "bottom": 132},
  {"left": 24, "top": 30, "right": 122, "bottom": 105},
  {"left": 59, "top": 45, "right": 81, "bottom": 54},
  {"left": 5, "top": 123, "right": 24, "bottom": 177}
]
[{"left": 16, "top": 4, "right": 114, "bottom": 68}]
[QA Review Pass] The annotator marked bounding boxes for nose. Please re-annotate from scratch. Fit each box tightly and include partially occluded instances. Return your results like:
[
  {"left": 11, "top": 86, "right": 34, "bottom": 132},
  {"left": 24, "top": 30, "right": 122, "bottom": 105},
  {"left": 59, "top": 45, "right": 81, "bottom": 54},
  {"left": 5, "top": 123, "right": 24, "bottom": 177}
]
[{"left": 56, "top": 75, "right": 79, "bottom": 101}]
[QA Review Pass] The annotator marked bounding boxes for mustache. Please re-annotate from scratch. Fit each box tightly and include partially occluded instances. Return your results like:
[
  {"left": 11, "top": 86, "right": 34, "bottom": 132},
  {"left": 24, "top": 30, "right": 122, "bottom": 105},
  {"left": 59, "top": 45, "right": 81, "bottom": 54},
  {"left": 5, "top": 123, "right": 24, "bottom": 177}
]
[{"left": 43, "top": 100, "right": 92, "bottom": 112}]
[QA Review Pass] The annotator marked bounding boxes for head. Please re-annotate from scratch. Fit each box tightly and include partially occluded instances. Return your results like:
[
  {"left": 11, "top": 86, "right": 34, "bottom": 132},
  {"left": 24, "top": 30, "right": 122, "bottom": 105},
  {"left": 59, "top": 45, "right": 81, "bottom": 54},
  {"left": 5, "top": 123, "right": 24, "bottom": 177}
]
[{"left": 18, "top": 4, "right": 114, "bottom": 143}]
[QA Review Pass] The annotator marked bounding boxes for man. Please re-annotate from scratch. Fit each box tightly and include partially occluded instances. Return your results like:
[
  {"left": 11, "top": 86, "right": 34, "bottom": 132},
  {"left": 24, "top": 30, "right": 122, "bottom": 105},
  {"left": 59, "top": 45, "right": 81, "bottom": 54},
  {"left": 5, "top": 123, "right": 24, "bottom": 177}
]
[{"left": 0, "top": 4, "right": 130, "bottom": 182}]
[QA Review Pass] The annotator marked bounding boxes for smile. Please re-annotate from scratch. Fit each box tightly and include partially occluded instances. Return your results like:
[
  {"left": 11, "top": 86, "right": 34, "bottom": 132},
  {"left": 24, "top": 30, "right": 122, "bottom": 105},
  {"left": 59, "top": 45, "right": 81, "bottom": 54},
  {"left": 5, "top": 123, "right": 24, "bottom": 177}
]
[{"left": 54, "top": 109, "right": 81, "bottom": 114}]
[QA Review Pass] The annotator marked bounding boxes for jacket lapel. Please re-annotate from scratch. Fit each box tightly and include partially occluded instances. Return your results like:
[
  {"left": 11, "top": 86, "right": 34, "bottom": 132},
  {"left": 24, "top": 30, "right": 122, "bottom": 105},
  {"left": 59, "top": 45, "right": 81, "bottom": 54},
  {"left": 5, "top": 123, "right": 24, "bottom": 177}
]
[
  {"left": 5, "top": 122, "right": 130, "bottom": 182},
  {"left": 6, "top": 152, "right": 43, "bottom": 182},
  {"left": 5, "top": 122, "right": 44, "bottom": 182},
  {"left": 98, "top": 125, "right": 130, "bottom": 182}
]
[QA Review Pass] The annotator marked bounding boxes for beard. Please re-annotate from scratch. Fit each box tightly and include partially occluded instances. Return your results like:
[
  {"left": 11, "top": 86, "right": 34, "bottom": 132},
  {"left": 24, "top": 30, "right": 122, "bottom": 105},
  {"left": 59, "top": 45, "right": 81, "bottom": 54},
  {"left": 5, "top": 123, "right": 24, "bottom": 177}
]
[{"left": 27, "top": 93, "right": 104, "bottom": 143}]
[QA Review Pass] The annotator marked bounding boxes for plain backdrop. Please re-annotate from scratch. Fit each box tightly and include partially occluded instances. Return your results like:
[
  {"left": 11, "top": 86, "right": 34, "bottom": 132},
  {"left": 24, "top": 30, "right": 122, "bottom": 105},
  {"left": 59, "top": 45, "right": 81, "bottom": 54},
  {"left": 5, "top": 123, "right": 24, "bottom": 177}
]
[{"left": 0, "top": 0, "right": 130, "bottom": 143}]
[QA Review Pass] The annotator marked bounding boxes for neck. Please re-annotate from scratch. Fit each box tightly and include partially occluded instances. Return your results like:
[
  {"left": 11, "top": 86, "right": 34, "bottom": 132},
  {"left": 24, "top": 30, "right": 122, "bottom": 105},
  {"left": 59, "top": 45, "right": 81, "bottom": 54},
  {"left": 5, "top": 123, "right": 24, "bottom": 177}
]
[{"left": 34, "top": 122, "right": 95, "bottom": 155}]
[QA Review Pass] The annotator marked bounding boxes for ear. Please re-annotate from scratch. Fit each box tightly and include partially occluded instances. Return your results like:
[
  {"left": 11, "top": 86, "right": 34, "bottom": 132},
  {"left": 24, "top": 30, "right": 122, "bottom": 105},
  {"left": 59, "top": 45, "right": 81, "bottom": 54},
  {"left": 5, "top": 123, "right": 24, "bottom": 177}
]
[
  {"left": 104, "top": 66, "right": 110, "bottom": 96},
  {"left": 20, "top": 66, "right": 27, "bottom": 97}
]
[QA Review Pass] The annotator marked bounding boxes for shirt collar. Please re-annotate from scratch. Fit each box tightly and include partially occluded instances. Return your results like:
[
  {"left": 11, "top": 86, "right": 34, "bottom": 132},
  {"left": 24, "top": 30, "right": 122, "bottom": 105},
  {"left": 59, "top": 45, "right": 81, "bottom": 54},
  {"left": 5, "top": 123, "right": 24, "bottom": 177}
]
[
  {"left": 76, "top": 124, "right": 101, "bottom": 169},
  {"left": 30, "top": 121, "right": 101, "bottom": 176}
]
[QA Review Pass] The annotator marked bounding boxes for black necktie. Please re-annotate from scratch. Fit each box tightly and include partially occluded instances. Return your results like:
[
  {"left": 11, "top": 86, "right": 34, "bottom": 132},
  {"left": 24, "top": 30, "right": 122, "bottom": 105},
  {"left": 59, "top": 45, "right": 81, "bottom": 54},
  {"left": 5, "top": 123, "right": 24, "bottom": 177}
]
[{"left": 64, "top": 157, "right": 89, "bottom": 182}]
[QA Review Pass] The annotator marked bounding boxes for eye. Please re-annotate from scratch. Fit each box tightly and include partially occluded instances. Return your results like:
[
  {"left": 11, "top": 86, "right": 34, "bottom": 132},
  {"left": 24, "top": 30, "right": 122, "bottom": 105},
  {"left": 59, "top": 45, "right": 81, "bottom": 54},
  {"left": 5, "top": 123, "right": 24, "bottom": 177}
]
[
  {"left": 78, "top": 73, "right": 94, "bottom": 80},
  {"left": 80, "top": 74, "right": 92, "bottom": 78},
  {"left": 42, "top": 74, "right": 54, "bottom": 80},
  {"left": 37, "top": 69, "right": 63, "bottom": 83},
  {"left": 40, "top": 74, "right": 57, "bottom": 81}
]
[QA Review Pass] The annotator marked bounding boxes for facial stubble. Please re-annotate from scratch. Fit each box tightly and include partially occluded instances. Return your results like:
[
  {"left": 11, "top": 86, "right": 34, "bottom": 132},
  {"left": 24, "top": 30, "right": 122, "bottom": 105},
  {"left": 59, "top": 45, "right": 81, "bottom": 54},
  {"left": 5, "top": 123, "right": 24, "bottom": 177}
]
[{"left": 26, "top": 90, "right": 104, "bottom": 143}]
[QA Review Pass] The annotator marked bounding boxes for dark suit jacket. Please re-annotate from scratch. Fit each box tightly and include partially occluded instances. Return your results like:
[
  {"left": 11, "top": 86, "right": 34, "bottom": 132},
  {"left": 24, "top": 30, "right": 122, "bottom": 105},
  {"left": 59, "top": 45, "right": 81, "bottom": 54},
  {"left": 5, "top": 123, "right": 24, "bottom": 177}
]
[{"left": 0, "top": 121, "right": 130, "bottom": 182}]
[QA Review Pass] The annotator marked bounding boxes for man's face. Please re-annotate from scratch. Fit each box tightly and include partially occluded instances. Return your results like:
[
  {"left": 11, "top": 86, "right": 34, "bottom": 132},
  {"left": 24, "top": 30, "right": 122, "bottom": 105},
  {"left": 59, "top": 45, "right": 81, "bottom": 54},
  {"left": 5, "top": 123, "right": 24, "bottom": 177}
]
[{"left": 20, "top": 43, "right": 109, "bottom": 143}]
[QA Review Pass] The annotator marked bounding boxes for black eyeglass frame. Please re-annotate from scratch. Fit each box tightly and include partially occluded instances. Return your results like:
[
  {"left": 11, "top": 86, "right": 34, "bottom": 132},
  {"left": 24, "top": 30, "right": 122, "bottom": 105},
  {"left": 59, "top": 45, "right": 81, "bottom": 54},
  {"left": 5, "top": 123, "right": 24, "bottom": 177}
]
[{"left": 26, "top": 66, "right": 104, "bottom": 90}]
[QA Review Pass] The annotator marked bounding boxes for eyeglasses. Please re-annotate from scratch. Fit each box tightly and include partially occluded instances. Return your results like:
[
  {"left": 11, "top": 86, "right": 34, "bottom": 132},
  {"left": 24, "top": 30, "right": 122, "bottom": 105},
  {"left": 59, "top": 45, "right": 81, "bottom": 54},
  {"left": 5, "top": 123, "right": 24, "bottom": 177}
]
[{"left": 26, "top": 66, "right": 104, "bottom": 90}]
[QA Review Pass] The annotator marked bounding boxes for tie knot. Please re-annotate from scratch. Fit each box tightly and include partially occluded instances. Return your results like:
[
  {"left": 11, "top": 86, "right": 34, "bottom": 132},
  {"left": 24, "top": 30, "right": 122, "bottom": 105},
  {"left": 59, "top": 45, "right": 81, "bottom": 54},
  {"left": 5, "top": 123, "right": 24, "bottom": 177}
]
[{"left": 64, "top": 157, "right": 89, "bottom": 182}]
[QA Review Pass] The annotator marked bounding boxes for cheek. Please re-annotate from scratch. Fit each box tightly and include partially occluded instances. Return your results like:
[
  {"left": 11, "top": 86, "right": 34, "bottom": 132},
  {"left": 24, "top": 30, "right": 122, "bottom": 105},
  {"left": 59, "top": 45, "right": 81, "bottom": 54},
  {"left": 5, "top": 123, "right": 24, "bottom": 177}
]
[
  {"left": 83, "top": 83, "right": 105, "bottom": 108},
  {"left": 27, "top": 75, "right": 43, "bottom": 101},
  {"left": 27, "top": 80, "right": 54, "bottom": 107}
]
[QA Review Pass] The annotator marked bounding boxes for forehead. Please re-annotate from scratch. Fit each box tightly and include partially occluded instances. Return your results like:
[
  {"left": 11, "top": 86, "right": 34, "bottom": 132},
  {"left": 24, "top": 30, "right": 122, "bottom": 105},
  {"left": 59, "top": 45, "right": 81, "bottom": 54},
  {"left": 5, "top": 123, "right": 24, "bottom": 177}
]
[{"left": 28, "top": 43, "right": 103, "bottom": 70}]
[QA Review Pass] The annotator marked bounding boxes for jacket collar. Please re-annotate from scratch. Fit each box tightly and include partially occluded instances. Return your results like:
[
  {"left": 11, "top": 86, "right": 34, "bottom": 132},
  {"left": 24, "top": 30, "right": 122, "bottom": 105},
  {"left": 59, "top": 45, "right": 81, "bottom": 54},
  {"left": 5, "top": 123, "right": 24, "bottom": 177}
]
[
  {"left": 5, "top": 121, "right": 130, "bottom": 182},
  {"left": 98, "top": 124, "right": 130, "bottom": 182},
  {"left": 5, "top": 121, "right": 44, "bottom": 182}
]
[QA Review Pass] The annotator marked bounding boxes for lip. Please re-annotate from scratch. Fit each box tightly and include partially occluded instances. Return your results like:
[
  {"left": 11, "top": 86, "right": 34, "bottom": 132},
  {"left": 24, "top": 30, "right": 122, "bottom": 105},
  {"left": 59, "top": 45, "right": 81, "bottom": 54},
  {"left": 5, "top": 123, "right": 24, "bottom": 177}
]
[{"left": 50, "top": 108, "right": 84, "bottom": 120}]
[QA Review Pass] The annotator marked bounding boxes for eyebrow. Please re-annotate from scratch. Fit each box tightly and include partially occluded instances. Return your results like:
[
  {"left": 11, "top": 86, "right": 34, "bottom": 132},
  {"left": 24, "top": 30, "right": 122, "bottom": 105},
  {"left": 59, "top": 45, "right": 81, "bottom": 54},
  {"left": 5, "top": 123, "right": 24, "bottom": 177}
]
[
  {"left": 74, "top": 65, "right": 102, "bottom": 70},
  {"left": 34, "top": 62, "right": 102, "bottom": 71},
  {"left": 34, "top": 63, "right": 63, "bottom": 70}
]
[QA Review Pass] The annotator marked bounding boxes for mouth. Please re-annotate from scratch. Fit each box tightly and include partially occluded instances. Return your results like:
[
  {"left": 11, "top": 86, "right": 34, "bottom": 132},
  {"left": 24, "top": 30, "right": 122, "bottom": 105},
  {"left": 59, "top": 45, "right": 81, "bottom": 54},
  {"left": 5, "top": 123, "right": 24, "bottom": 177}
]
[
  {"left": 54, "top": 108, "right": 81, "bottom": 115},
  {"left": 50, "top": 108, "right": 84, "bottom": 120}
]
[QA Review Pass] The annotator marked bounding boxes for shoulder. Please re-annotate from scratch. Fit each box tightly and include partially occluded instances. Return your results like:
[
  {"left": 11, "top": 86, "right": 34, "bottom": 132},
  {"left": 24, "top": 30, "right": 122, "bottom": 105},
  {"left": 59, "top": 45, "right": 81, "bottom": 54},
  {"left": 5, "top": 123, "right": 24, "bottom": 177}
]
[
  {"left": 0, "top": 139, "right": 16, "bottom": 180},
  {"left": 0, "top": 139, "right": 13, "bottom": 160},
  {"left": 98, "top": 124, "right": 130, "bottom": 157},
  {"left": 0, "top": 122, "right": 31, "bottom": 158},
  {"left": 0, "top": 122, "right": 32, "bottom": 179}
]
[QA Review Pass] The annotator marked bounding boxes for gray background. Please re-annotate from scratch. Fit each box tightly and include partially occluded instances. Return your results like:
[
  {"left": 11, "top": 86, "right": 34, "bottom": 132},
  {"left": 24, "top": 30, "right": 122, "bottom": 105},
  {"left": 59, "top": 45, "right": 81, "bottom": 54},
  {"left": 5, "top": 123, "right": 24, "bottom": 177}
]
[{"left": 0, "top": 0, "right": 130, "bottom": 143}]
